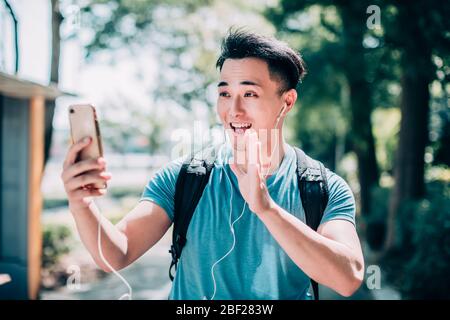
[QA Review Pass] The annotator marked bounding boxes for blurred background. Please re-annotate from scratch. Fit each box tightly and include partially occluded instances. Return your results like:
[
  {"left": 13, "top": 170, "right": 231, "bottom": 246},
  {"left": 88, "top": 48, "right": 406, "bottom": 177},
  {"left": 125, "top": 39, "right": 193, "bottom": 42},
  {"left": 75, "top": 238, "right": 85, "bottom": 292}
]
[{"left": 0, "top": 0, "right": 448, "bottom": 300}]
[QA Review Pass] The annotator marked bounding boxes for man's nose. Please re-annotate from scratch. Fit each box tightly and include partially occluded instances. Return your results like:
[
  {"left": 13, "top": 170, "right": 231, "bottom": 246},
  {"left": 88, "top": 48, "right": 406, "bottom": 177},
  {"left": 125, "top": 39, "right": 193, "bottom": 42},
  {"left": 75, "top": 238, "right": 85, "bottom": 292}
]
[{"left": 229, "top": 96, "right": 245, "bottom": 118}]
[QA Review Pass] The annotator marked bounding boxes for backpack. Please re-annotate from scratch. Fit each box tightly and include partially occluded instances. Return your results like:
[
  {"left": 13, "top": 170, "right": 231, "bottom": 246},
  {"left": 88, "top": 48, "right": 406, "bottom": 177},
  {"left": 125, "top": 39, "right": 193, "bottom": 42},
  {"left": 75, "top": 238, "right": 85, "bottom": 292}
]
[{"left": 168, "top": 144, "right": 329, "bottom": 300}]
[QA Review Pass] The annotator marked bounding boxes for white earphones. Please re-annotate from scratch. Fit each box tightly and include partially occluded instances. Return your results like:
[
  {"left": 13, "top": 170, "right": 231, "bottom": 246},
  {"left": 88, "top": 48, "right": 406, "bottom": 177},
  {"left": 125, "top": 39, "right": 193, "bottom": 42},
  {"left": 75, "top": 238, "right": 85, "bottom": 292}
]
[
  {"left": 208, "top": 167, "right": 246, "bottom": 300},
  {"left": 96, "top": 206, "right": 133, "bottom": 300},
  {"left": 276, "top": 103, "right": 287, "bottom": 123},
  {"left": 262, "top": 102, "right": 287, "bottom": 178},
  {"left": 207, "top": 102, "right": 288, "bottom": 300}
]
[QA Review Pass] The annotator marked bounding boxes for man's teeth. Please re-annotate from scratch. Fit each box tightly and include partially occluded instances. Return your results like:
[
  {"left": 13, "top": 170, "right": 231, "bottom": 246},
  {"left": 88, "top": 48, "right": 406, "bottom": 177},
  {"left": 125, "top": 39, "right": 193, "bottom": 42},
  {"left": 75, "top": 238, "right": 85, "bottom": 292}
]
[
  {"left": 231, "top": 123, "right": 251, "bottom": 134},
  {"left": 232, "top": 123, "right": 251, "bottom": 128}
]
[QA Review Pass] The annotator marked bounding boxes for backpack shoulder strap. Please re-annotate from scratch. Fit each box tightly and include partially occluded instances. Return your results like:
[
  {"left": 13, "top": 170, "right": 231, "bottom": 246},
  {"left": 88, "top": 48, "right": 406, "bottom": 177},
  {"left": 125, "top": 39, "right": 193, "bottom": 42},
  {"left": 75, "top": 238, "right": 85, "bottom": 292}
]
[
  {"left": 169, "top": 144, "right": 220, "bottom": 281},
  {"left": 294, "top": 147, "right": 329, "bottom": 300}
]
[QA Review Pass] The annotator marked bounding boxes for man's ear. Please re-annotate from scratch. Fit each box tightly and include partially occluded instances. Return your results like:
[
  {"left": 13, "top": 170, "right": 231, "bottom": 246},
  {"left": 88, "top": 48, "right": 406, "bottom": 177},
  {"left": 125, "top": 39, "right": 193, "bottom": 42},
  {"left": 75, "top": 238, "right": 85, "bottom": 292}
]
[{"left": 283, "top": 89, "right": 297, "bottom": 111}]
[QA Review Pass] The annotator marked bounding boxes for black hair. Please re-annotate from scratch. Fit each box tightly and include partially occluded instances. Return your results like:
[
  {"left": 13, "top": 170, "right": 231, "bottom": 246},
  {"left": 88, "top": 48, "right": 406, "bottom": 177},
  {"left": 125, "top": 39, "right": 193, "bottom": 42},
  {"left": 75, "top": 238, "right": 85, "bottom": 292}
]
[{"left": 216, "top": 28, "right": 307, "bottom": 95}]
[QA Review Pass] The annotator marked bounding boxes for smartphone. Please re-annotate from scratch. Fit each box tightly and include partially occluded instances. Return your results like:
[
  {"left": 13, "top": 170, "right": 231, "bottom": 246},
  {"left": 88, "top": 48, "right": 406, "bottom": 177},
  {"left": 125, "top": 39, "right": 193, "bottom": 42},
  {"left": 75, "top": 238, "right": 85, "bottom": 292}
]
[{"left": 68, "top": 104, "right": 106, "bottom": 189}]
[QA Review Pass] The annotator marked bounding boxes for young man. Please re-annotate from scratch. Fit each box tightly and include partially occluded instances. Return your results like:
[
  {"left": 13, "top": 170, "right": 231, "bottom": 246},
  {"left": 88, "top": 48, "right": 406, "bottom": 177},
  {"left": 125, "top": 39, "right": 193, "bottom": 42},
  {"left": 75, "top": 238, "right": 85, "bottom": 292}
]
[{"left": 61, "top": 30, "right": 364, "bottom": 300}]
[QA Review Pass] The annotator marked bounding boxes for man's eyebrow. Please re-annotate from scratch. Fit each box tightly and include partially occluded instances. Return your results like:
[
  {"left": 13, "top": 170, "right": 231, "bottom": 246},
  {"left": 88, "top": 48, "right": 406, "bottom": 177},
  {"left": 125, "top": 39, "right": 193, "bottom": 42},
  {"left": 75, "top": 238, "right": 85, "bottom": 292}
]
[
  {"left": 217, "top": 80, "right": 261, "bottom": 87},
  {"left": 240, "top": 80, "right": 261, "bottom": 87}
]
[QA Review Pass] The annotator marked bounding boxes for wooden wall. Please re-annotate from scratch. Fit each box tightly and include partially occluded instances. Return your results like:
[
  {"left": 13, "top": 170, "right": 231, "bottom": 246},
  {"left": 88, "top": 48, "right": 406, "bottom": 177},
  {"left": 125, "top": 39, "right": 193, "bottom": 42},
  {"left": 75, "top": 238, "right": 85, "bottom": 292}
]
[{"left": 0, "top": 94, "right": 44, "bottom": 299}]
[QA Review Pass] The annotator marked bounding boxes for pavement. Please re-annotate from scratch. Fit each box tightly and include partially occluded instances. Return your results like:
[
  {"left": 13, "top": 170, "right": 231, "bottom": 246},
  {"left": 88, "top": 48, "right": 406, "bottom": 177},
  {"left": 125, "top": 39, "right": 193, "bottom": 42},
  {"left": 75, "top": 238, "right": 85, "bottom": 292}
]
[{"left": 41, "top": 225, "right": 400, "bottom": 300}]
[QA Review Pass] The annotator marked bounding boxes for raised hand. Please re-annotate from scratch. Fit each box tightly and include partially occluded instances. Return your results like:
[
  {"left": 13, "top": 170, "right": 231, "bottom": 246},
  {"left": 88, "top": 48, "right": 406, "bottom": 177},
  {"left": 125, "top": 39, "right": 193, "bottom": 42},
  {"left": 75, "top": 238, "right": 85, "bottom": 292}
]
[
  {"left": 229, "top": 130, "right": 274, "bottom": 215},
  {"left": 61, "top": 136, "right": 111, "bottom": 208}
]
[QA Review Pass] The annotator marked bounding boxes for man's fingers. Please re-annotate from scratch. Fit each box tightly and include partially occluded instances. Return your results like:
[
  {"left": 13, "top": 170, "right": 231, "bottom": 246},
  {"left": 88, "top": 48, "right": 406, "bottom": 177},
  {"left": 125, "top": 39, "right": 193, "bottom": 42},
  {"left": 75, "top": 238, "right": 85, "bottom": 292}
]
[
  {"left": 256, "top": 141, "right": 266, "bottom": 181},
  {"left": 63, "top": 136, "right": 92, "bottom": 169},
  {"left": 229, "top": 158, "right": 244, "bottom": 179},
  {"left": 70, "top": 187, "right": 107, "bottom": 200},
  {"left": 62, "top": 158, "right": 105, "bottom": 183},
  {"left": 247, "top": 130, "right": 260, "bottom": 173},
  {"left": 66, "top": 171, "right": 111, "bottom": 192}
]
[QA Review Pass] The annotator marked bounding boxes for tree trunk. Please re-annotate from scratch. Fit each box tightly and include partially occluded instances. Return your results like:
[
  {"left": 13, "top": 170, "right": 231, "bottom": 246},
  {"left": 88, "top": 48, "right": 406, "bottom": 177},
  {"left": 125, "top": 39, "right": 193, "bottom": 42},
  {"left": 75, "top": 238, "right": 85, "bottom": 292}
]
[
  {"left": 348, "top": 77, "right": 380, "bottom": 216},
  {"left": 384, "top": 4, "right": 433, "bottom": 252},
  {"left": 44, "top": 0, "right": 62, "bottom": 167},
  {"left": 50, "top": 0, "right": 61, "bottom": 84},
  {"left": 340, "top": 4, "right": 379, "bottom": 216},
  {"left": 385, "top": 62, "right": 432, "bottom": 251}
]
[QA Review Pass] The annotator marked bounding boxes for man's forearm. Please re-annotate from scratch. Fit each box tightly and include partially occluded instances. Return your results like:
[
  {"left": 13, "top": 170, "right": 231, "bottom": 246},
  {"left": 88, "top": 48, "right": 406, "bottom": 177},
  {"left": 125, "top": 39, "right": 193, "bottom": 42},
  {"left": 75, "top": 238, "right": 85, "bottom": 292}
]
[
  {"left": 69, "top": 200, "right": 129, "bottom": 272},
  {"left": 256, "top": 201, "right": 364, "bottom": 296}
]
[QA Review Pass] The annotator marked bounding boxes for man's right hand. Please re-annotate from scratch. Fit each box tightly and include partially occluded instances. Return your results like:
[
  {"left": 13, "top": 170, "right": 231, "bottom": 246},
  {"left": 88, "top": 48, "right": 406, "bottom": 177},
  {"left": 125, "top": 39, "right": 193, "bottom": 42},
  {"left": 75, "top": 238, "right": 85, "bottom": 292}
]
[
  {"left": 60, "top": 136, "right": 172, "bottom": 273},
  {"left": 61, "top": 136, "right": 112, "bottom": 209}
]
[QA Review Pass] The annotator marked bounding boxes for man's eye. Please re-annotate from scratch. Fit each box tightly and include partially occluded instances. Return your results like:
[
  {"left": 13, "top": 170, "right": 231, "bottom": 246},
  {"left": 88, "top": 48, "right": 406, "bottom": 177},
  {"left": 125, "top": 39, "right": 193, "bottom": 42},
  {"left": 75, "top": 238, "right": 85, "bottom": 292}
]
[
  {"left": 219, "top": 92, "right": 230, "bottom": 97},
  {"left": 244, "top": 92, "right": 258, "bottom": 97}
]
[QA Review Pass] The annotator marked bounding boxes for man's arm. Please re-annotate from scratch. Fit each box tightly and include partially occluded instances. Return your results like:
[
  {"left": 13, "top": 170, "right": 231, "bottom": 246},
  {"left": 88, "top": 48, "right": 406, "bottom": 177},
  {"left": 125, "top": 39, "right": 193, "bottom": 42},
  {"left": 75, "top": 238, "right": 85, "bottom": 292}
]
[
  {"left": 257, "top": 205, "right": 364, "bottom": 297},
  {"left": 229, "top": 131, "right": 364, "bottom": 296},
  {"left": 115, "top": 201, "right": 172, "bottom": 267},
  {"left": 62, "top": 137, "right": 172, "bottom": 272},
  {"left": 70, "top": 200, "right": 172, "bottom": 272}
]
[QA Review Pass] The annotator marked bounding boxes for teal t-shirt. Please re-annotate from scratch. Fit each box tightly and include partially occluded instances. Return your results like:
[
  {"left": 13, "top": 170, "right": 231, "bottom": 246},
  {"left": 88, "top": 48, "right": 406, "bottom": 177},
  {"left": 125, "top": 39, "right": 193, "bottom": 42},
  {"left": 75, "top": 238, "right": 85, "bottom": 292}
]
[{"left": 140, "top": 143, "right": 356, "bottom": 300}]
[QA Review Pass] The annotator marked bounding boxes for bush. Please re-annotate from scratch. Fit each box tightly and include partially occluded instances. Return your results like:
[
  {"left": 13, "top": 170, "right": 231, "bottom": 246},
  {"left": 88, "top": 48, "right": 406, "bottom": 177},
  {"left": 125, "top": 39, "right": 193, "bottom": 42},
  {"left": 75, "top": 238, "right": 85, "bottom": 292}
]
[
  {"left": 42, "top": 224, "right": 73, "bottom": 269},
  {"left": 383, "top": 181, "right": 450, "bottom": 299},
  {"left": 400, "top": 183, "right": 450, "bottom": 299},
  {"left": 43, "top": 198, "right": 68, "bottom": 210}
]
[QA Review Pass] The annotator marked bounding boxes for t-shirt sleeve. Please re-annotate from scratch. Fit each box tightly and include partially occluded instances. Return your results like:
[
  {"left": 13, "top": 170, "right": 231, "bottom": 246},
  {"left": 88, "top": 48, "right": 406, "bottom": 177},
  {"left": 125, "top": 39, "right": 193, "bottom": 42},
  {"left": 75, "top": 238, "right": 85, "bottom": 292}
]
[
  {"left": 139, "top": 158, "right": 184, "bottom": 221},
  {"left": 320, "top": 170, "right": 356, "bottom": 226}
]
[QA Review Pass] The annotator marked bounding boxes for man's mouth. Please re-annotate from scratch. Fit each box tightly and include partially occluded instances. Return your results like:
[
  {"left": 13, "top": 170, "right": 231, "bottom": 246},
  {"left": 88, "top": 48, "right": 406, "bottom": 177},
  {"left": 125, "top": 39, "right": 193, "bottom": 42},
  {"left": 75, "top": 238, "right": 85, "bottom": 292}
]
[{"left": 230, "top": 122, "right": 252, "bottom": 135}]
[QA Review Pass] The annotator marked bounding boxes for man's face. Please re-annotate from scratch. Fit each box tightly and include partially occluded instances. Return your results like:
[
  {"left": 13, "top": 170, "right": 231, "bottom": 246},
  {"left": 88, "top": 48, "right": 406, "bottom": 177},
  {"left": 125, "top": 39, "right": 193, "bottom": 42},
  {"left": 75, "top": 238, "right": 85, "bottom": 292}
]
[{"left": 216, "top": 57, "right": 288, "bottom": 154}]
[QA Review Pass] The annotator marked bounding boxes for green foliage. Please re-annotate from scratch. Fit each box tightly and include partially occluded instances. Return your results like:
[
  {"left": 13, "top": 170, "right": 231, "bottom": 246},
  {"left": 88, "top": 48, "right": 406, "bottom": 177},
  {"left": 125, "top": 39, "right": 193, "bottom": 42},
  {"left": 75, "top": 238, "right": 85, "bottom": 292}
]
[
  {"left": 43, "top": 198, "right": 69, "bottom": 210},
  {"left": 75, "top": 0, "right": 213, "bottom": 57},
  {"left": 382, "top": 181, "right": 450, "bottom": 299},
  {"left": 372, "top": 108, "right": 400, "bottom": 174},
  {"left": 74, "top": 0, "right": 275, "bottom": 131},
  {"left": 430, "top": 80, "right": 450, "bottom": 167},
  {"left": 42, "top": 224, "right": 73, "bottom": 269},
  {"left": 267, "top": 5, "right": 352, "bottom": 170},
  {"left": 402, "top": 195, "right": 450, "bottom": 298},
  {"left": 291, "top": 102, "right": 347, "bottom": 170},
  {"left": 365, "top": 186, "right": 390, "bottom": 251}
]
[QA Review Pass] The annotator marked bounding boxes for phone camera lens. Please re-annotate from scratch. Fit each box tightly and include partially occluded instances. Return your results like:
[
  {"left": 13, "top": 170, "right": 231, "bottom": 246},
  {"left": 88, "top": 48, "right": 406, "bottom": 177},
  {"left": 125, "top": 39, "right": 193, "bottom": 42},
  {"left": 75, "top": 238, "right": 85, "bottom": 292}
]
[{"left": 70, "top": 109, "right": 74, "bottom": 114}]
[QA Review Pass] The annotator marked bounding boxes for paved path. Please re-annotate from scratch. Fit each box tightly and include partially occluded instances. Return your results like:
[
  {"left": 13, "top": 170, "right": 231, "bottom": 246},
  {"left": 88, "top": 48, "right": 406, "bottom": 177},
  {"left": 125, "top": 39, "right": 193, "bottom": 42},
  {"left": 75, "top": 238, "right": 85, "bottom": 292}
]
[
  {"left": 41, "top": 228, "right": 173, "bottom": 300},
  {"left": 41, "top": 221, "right": 399, "bottom": 300}
]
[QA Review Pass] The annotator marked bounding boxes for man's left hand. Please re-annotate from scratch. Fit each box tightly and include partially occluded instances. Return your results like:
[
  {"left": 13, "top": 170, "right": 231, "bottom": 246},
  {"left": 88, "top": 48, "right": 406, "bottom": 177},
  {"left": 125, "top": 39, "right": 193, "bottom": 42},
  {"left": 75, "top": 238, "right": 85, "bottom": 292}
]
[{"left": 229, "top": 130, "right": 274, "bottom": 215}]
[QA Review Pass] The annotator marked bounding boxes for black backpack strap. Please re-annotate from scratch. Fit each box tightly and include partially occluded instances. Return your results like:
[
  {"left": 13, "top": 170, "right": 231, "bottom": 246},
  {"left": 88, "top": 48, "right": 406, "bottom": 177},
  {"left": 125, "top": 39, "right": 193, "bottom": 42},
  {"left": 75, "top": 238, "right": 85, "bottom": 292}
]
[
  {"left": 294, "top": 147, "right": 329, "bottom": 300},
  {"left": 169, "top": 145, "right": 220, "bottom": 281}
]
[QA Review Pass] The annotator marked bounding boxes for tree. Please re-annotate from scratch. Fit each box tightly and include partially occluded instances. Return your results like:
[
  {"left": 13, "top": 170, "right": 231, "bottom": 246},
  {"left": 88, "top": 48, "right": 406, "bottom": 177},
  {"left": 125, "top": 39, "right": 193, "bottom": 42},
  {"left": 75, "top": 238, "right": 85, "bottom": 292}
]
[
  {"left": 267, "top": 0, "right": 380, "bottom": 216},
  {"left": 383, "top": 0, "right": 450, "bottom": 252},
  {"left": 44, "top": 0, "right": 63, "bottom": 167},
  {"left": 72, "top": 0, "right": 275, "bottom": 144}
]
